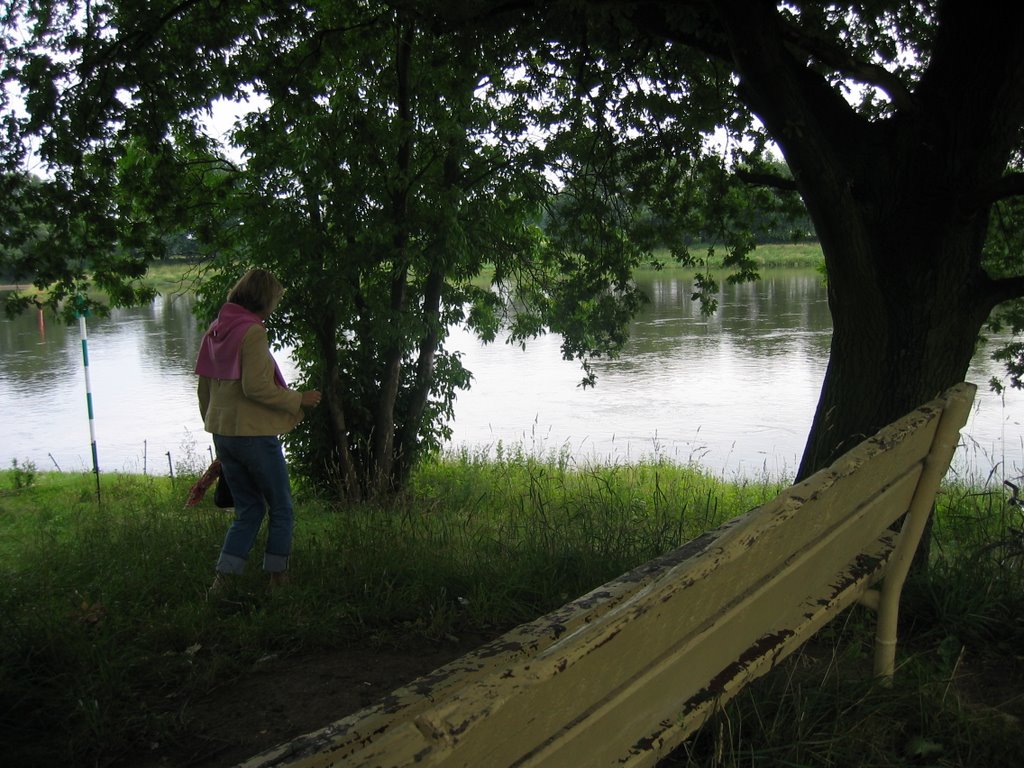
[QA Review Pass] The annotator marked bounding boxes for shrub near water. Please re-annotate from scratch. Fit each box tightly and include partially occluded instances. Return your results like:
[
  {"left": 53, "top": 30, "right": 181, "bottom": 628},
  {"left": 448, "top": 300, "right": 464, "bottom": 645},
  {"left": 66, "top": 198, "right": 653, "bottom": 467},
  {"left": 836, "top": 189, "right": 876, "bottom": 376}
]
[{"left": 1, "top": 457, "right": 1021, "bottom": 767}]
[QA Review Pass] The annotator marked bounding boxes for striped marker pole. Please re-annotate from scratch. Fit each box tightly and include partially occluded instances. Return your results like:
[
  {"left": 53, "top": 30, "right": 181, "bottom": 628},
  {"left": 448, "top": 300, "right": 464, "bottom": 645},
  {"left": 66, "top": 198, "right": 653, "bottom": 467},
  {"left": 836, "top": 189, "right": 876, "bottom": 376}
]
[{"left": 77, "top": 301, "right": 101, "bottom": 502}]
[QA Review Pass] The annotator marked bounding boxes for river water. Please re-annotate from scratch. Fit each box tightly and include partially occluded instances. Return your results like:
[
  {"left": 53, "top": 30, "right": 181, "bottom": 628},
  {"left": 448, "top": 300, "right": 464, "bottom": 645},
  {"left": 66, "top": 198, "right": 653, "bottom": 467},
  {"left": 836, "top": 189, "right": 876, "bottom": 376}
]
[{"left": 2, "top": 270, "right": 1022, "bottom": 481}]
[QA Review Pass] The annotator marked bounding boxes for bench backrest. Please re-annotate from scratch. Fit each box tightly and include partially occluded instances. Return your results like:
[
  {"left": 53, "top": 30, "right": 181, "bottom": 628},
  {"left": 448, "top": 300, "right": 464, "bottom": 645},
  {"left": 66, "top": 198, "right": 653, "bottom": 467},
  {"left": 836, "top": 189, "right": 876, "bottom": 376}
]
[{"left": 244, "top": 382, "right": 976, "bottom": 768}]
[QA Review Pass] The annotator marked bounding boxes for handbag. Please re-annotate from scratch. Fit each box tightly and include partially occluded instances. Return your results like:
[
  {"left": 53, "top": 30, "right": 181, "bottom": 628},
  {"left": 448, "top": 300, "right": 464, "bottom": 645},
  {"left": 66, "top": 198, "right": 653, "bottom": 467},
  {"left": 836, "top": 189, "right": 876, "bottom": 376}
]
[
  {"left": 185, "top": 458, "right": 231, "bottom": 508},
  {"left": 213, "top": 470, "right": 234, "bottom": 508}
]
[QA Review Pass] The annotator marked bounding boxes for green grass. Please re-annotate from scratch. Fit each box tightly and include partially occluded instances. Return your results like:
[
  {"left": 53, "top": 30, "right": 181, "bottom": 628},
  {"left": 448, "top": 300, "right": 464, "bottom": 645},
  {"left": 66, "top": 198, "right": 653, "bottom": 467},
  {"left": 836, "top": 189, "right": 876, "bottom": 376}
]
[
  {"left": 0, "top": 453, "right": 1021, "bottom": 767},
  {"left": 743, "top": 241, "right": 824, "bottom": 269},
  {"left": 1, "top": 259, "right": 207, "bottom": 304},
  {"left": 671, "top": 636, "right": 1022, "bottom": 767},
  {"left": 669, "top": 476, "right": 1024, "bottom": 767},
  {"left": 635, "top": 242, "right": 825, "bottom": 272},
  {"left": 142, "top": 260, "right": 211, "bottom": 295},
  {"left": 458, "top": 242, "right": 825, "bottom": 289}
]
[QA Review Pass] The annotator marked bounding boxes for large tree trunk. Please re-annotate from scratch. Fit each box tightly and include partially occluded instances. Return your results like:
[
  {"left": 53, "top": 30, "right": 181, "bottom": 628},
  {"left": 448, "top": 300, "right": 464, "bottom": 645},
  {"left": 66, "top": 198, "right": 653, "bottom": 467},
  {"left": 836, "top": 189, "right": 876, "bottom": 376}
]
[
  {"left": 714, "top": 0, "right": 1024, "bottom": 480},
  {"left": 798, "top": 233, "right": 992, "bottom": 480}
]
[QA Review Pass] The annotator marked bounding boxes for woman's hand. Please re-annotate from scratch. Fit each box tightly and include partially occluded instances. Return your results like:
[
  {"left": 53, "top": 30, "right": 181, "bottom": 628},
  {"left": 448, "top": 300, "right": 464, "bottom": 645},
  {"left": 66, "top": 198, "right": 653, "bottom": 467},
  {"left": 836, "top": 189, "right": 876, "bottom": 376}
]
[{"left": 301, "top": 390, "right": 323, "bottom": 408}]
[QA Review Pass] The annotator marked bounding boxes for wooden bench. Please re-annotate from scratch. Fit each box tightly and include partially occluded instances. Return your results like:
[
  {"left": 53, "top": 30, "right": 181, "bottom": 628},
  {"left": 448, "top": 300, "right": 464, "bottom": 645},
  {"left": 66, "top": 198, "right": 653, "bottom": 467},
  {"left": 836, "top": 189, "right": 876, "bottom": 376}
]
[{"left": 243, "top": 382, "right": 976, "bottom": 768}]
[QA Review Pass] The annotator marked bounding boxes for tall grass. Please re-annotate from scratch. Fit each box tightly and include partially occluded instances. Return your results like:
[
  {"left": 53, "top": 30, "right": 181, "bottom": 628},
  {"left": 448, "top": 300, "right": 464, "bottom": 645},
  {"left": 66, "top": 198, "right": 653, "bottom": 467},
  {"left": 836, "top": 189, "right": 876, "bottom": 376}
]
[
  {"left": 0, "top": 452, "right": 1020, "bottom": 767},
  {"left": 670, "top": 635, "right": 1022, "bottom": 767},
  {"left": 670, "top": 475, "right": 1024, "bottom": 767}
]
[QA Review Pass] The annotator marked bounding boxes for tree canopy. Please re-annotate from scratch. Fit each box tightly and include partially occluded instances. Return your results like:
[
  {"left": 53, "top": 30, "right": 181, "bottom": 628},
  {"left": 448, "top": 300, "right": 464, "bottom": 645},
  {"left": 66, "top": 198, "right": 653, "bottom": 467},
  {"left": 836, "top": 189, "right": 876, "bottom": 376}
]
[{"left": 3, "top": 0, "right": 1023, "bottom": 492}]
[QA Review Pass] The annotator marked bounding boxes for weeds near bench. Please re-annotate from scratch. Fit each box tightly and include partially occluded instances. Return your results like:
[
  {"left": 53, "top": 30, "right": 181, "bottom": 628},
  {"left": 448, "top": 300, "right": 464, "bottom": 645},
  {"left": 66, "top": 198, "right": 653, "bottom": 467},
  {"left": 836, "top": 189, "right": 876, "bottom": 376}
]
[{"left": 667, "top": 477, "right": 1024, "bottom": 768}]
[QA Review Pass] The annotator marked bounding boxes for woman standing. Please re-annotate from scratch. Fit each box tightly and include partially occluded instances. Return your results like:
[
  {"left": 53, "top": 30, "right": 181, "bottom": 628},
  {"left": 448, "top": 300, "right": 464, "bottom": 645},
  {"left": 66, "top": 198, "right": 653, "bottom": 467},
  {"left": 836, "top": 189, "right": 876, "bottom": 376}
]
[{"left": 194, "top": 269, "right": 321, "bottom": 593}]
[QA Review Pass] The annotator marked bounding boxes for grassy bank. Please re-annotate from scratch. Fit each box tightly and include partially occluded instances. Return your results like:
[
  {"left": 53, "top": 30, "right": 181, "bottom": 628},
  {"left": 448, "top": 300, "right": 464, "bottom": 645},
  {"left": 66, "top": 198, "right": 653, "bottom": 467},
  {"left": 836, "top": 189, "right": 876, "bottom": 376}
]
[
  {"left": 1, "top": 453, "right": 1021, "bottom": 767},
  {"left": 4, "top": 242, "right": 823, "bottom": 306},
  {"left": 140, "top": 242, "right": 825, "bottom": 296},
  {"left": 636, "top": 241, "right": 825, "bottom": 272}
]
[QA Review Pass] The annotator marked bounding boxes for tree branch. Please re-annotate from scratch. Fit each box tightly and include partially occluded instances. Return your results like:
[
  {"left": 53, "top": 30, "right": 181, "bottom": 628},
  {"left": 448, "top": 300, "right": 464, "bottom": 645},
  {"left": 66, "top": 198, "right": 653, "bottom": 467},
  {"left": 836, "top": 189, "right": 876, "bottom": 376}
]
[
  {"left": 987, "top": 273, "right": 1024, "bottom": 306},
  {"left": 734, "top": 168, "right": 798, "bottom": 192},
  {"left": 81, "top": 0, "right": 207, "bottom": 74},
  {"left": 777, "top": 23, "right": 917, "bottom": 113},
  {"left": 628, "top": 2, "right": 733, "bottom": 62},
  {"left": 621, "top": 1, "right": 917, "bottom": 116},
  {"left": 976, "top": 172, "right": 1024, "bottom": 206}
]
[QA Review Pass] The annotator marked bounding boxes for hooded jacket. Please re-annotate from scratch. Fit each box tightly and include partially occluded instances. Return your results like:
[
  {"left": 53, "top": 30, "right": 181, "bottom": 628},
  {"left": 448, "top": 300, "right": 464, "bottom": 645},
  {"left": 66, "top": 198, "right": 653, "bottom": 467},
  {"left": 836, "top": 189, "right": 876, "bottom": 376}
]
[{"left": 195, "top": 303, "right": 303, "bottom": 436}]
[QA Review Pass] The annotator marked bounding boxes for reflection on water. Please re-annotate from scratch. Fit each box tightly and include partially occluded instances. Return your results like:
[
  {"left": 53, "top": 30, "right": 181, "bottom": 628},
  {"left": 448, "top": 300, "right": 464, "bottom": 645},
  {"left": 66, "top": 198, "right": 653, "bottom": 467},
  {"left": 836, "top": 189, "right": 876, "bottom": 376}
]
[
  {"left": 1, "top": 271, "right": 1022, "bottom": 480},
  {"left": 447, "top": 271, "right": 838, "bottom": 477},
  {"left": 1, "top": 294, "right": 204, "bottom": 475}
]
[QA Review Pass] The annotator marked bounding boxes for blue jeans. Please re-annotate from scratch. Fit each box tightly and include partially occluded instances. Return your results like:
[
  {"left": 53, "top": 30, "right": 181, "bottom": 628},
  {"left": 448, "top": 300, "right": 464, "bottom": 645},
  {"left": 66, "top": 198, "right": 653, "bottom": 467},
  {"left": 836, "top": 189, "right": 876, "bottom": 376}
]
[{"left": 213, "top": 435, "right": 294, "bottom": 574}]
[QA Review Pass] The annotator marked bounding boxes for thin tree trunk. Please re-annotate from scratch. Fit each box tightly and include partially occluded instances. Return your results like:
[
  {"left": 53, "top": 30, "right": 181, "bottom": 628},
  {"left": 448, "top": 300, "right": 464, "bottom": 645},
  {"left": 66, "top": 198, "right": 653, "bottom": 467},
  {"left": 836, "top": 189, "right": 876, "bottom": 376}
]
[
  {"left": 300, "top": 176, "right": 361, "bottom": 498},
  {"left": 393, "top": 131, "right": 466, "bottom": 483},
  {"left": 394, "top": 268, "right": 444, "bottom": 483},
  {"left": 372, "top": 18, "right": 415, "bottom": 493},
  {"left": 316, "top": 314, "right": 360, "bottom": 499}
]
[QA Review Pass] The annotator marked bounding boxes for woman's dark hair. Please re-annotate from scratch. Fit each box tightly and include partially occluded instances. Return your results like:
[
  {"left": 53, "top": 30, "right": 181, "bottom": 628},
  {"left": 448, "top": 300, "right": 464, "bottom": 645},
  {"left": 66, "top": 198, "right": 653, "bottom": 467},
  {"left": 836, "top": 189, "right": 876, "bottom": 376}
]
[{"left": 227, "top": 269, "right": 284, "bottom": 316}]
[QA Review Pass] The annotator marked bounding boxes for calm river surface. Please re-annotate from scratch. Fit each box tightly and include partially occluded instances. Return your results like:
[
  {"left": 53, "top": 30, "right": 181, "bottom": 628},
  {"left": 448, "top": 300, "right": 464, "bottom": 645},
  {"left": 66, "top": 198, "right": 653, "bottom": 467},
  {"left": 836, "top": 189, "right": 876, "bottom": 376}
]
[{"left": 2, "top": 270, "right": 1022, "bottom": 481}]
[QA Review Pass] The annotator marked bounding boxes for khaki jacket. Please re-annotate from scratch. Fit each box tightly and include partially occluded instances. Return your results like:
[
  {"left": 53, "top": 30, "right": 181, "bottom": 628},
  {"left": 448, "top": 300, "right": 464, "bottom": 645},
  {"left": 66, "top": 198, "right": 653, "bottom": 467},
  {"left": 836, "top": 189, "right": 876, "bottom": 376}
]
[{"left": 198, "top": 324, "right": 303, "bottom": 436}]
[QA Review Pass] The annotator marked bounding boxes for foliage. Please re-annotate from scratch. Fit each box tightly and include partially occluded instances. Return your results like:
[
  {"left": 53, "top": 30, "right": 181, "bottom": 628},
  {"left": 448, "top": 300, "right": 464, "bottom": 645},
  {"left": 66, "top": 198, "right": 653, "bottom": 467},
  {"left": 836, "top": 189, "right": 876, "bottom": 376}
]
[
  {"left": 673, "top": 635, "right": 1022, "bottom": 768},
  {"left": 7, "top": 458, "right": 37, "bottom": 489},
  {"left": 980, "top": 167, "right": 1024, "bottom": 392}
]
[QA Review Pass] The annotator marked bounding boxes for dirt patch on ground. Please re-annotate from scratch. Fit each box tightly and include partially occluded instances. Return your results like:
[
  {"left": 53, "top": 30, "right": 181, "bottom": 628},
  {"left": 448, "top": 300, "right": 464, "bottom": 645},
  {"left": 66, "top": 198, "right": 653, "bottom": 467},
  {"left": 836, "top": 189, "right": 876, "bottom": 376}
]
[
  {"left": 129, "top": 637, "right": 489, "bottom": 768},
  {"left": 951, "top": 652, "right": 1024, "bottom": 724}
]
